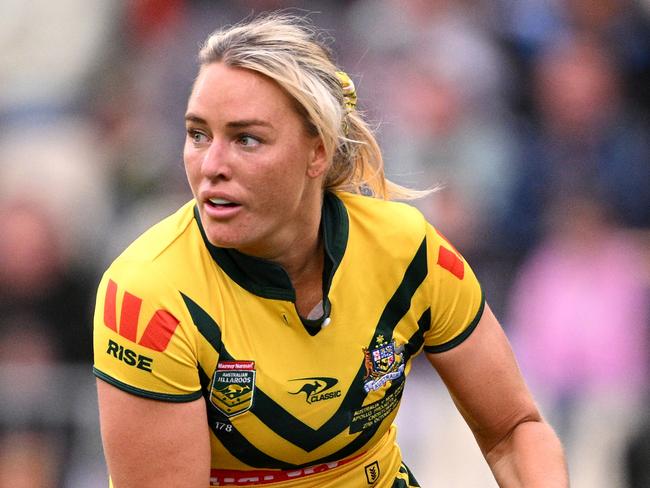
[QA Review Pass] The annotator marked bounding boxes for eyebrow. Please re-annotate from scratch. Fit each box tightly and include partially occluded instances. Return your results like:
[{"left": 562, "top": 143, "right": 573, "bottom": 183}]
[
  {"left": 184, "top": 113, "right": 273, "bottom": 129},
  {"left": 184, "top": 114, "right": 207, "bottom": 125}
]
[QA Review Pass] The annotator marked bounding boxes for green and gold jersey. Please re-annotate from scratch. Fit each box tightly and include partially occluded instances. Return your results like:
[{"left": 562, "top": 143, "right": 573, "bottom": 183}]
[{"left": 93, "top": 191, "right": 484, "bottom": 487}]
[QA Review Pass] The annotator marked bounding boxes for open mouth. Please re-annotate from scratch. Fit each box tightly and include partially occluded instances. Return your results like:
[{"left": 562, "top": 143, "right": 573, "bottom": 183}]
[{"left": 207, "top": 197, "right": 240, "bottom": 208}]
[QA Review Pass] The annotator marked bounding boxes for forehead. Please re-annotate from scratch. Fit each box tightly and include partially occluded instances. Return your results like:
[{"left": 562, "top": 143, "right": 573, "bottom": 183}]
[{"left": 188, "top": 63, "right": 297, "bottom": 122}]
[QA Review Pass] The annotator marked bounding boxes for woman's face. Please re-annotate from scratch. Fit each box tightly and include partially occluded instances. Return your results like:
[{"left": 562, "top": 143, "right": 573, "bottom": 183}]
[{"left": 184, "top": 63, "right": 327, "bottom": 258}]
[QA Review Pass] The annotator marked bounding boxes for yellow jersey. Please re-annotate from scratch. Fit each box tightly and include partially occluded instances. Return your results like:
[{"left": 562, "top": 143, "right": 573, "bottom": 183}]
[{"left": 93, "top": 191, "right": 484, "bottom": 487}]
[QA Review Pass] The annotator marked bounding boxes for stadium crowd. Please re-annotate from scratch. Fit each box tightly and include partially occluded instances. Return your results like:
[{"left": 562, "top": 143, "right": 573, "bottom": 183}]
[{"left": 1, "top": 1, "right": 649, "bottom": 486}]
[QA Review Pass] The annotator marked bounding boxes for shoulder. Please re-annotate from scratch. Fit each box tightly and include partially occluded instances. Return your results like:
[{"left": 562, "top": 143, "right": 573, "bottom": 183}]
[
  {"left": 101, "top": 200, "right": 199, "bottom": 295},
  {"left": 117, "top": 200, "right": 197, "bottom": 263},
  {"left": 336, "top": 191, "right": 427, "bottom": 238},
  {"left": 331, "top": 192, "right": 432, "bottom": 283}
]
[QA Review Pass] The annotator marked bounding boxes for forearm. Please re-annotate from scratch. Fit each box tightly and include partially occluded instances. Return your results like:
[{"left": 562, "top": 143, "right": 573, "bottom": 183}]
[{"left": 485, "top": 419, "right": 568, "bottom": 488}]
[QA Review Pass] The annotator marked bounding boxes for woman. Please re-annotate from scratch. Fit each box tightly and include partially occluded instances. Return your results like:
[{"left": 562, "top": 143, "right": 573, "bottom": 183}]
[{"left": 94, "top": 13, "right": 567, "bottom": 487}]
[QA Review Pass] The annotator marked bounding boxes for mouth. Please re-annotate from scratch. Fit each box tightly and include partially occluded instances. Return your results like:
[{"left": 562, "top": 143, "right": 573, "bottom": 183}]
[
  {"left": 207, "top": 197, "right": 240, "bottom": 209},
  {"left": 202, "top": 196, "right": 243, "bottom": 219}
]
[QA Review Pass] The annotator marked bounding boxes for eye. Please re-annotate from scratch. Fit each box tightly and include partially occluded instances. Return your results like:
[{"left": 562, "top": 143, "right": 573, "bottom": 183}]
[
  {"left": 187, "top": 128, "right": 209, "bottom": 144},
  {"left": 237, "top": 134, "right": 261, "bottom": 147}
]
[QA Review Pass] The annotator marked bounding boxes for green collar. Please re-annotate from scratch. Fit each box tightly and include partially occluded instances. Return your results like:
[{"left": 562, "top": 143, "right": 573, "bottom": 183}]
[{"left": 193, "top": 192, "right": 348, "bottom": 330}]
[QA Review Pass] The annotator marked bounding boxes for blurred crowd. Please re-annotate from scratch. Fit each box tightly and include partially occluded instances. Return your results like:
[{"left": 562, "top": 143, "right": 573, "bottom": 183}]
[{"left": 1, "top": 1, "right": 649, "bottom": 486}]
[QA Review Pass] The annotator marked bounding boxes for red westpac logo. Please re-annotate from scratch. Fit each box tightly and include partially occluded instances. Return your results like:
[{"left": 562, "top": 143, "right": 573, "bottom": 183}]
[
  {"left": 435, "top": 229, "right": 465, "bottom": 280},
  {"left": 103, "top": 279, "right": 180, "bottom": 352}
]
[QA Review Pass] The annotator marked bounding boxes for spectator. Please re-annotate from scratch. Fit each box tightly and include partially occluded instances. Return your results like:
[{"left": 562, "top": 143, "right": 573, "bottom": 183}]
[
  {"left": 507, "top": 192, "right": 650, "bottom": 488},
  {"left": 504, "top": 34, "right": 650, "bottom": 254}
]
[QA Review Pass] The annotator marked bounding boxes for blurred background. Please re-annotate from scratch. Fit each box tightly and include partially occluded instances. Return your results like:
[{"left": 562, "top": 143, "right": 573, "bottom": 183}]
[{"left": 1, "top": 0, "right": 649, "bottom": 486}]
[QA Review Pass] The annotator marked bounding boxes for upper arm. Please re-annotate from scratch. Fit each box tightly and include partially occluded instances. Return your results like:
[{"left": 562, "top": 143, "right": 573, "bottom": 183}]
[
  {"left": 97, "top": 379, "right": 210, "bottom": 487},
  {"left": 426, "top": 303, "right": 541, "bottom": 455},
  {"left": 93, "top": 259, "right": 210, "bottom": 485}
]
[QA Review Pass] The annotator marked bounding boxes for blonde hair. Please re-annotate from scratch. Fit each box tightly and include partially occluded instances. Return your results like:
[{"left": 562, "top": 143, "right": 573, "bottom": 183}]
[{"left": 198, "top": 13, "right": 428, "bottom": 200}]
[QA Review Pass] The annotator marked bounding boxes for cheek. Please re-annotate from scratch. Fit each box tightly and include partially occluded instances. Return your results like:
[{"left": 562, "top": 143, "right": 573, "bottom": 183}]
[
  {"left": 183, "top": 146, "right": 201, "bottom": 187},
  {"left": 257, "top": 161, "right": 306, "bottom": 204},
  {"left": 183, "top": 142, "right": 195, "bottom": 170}
]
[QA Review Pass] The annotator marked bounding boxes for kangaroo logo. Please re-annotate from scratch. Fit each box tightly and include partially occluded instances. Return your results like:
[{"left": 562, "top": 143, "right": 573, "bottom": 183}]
[
  {"left": 289, "top": 377, "right": 341, "bottom": 404},
  {"left": 220, "top": 383, "right": 251, "bottom": 398}
]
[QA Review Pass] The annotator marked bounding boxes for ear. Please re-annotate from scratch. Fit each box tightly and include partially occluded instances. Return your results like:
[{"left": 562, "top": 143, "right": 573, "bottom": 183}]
[{"left": 306, "top": 138, "right": 328, "bottom": 179}]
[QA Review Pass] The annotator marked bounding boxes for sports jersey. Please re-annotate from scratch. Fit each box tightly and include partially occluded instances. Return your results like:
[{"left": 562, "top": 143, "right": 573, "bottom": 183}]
[{"left": 93, "top": 191, "right": 484, "bottom": 487}]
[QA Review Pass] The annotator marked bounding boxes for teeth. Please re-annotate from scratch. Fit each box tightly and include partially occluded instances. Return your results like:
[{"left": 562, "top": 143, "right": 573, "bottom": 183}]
[{"left": 209, "top": 198, "right": 232, "bottom": 205}]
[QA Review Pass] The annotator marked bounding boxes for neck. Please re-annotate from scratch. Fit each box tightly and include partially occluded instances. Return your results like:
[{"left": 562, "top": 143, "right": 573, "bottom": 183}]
[
  {"left": 244, "top": 187, "right": 326, "bottom": 316},
  {"left": 274, "top": 191, "right": 326, "bottom": 317},
  {"left": 259, "top": 189, "right": 325, "bottom": 281},
  {"left": 276, "top": 219, "right": 325, "bottom": 317}
]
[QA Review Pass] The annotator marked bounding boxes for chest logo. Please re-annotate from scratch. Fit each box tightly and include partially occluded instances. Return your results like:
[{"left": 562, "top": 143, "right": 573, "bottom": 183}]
[
  {"left": 362, "top": 336, "right": 405, "bottom": 392},
  {"left": 210, "top": 360, "right": 256, "bottom": 417},
  {"left": 289, "top": 377, "right": 342, "bottom": 404}
]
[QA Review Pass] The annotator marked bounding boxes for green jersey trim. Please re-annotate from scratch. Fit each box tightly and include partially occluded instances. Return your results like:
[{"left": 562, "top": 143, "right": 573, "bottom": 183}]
[
  {"left": 93, "top": 367, "right": 203, "bottom": 402},
  {"left": 403, "top": 307, "right": 432, "bottom": 360},
  {"left": 192, "top": 191, "right": 348, "bottom": 306},
  {"left": 423, "top": 288, "right": 486, "bottom": 354}
]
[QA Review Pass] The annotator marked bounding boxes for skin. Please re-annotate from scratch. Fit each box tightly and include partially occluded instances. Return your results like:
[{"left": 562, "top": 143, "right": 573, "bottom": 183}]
[
  {"left": 183, "top": 63, "right": 328, "bottom": 315},
  {"left": 97, "top": 383, "right": 210, "bottom": 487},
  {"left": 428, "top": 305, "right": 568, "bottom": 486},
  {"left": 98, "top": 62, "right": 567, "bottom": 487}
]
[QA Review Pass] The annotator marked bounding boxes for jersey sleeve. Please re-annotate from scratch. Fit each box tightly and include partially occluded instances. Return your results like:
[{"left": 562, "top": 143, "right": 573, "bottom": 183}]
[
  {"left": 93, "top": 258, "right": 202, "bottom": 402},
  {"left": 422, "top": 225, "right": 485, "bottom": 353}
]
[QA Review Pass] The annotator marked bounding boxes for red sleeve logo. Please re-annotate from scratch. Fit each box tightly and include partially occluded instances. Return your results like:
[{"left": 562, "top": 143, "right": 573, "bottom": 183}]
[
  {"left": 435, "top": 230, "right": 465, "bottom": 280},
  {"left": 103, "top": 279, "right": 180, "bottom": 352}
]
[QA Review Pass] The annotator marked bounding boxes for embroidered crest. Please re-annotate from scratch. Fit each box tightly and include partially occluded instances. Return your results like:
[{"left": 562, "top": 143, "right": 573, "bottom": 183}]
[
  {"left": 365, "top": 461, "right": 380, "bottom": 484},
  {"left": 362, "top": 336, "right": 405, "bottom": 392},
  {"left": 210, "top": 361, "right": 256, "bottom": 417}
]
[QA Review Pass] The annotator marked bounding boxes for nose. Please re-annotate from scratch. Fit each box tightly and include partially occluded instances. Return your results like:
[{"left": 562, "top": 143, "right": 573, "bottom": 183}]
[{"left": 201, "top": 138, "right": 232, "bottom": 180}]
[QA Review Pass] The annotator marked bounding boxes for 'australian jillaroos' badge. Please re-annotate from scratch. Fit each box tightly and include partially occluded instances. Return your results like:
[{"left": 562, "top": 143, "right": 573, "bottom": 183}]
[
  {"left": 362, "top": 336, "right": 405, "bottom": 392},
  {"left": 210, "top": 360, "right": 256, "bottom": 417}
]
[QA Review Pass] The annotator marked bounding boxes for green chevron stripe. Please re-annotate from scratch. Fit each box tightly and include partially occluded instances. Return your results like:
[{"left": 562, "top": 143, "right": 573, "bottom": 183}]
[
  {"left": 182, "top": 292, "right": 223, "bottom": 352},
  {"left": 198, "top": 366, "right": 298, "bottom": 470},
  {"left": 181, "top": 235, "right": 428, "bottom": 465},
  {"left": 247, "top": 237, "right": 428, "bottom": 450},
  {"left": 368, "top": 237, "right": 428, "bottom": 350},
  {"left": 402, "top": 308, "right": 431, "bottom": 361},
  {"left": 197, "top": 350, "right": 394, "bottom": 469}
]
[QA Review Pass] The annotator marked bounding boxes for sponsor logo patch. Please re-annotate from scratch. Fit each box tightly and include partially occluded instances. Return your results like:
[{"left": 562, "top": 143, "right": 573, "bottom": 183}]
[
  {"left": 106, "top": 339, "right": 153, "bottom": 371},
  {"left": 103, "top": 279, "right": 180, "bottom": 353},
  {"left": 289, "top": 377, "right": 341, "bottom": 404},
  {"left": 210, "top": 361, "right": 256, "bottom": 417},
  {"left": 365, "top": 461, "right": 380, "bottom": 484},
  {"left": 362, "top": 335, "right": 405, "bottom": 392}
]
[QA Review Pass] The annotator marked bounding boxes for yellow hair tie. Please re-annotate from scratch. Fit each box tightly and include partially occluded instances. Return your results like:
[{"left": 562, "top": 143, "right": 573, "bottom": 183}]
[{"left": 335, "top": 70, "right": 357, "bottom": 112}]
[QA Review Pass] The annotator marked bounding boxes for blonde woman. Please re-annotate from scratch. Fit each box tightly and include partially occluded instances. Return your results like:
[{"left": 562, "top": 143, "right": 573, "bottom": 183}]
[{"left": 94, "top": 13, "right": 567, "bottom": 487}]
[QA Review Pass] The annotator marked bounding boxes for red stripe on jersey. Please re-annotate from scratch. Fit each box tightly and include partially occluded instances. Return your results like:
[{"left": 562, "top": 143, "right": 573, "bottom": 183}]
[
  {"left": 138, "top": 310, "right": 180, "bottom": 352},
  {"left": 119, "top": 291, "right": 142, "bottom": 342},
  {"left": 437, "top": 246, "right": 465, "bottom": 280},
  {"left": 104, "top": 280, "right": 118, "bottom": 331},
  {"left": 210, "top": 453, "right": 362, "bottom": 486}
]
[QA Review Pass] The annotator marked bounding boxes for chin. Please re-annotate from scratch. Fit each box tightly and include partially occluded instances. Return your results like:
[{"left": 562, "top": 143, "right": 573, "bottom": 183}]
[
  {"left": 202, "top": 216, "right": 274, "bottom": 256},
  {"left": 204, "top": 227, "right": 256, "bottom": 253},
  {"left": 205, "top": 232, "right": 240, "bottom": 249}
]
